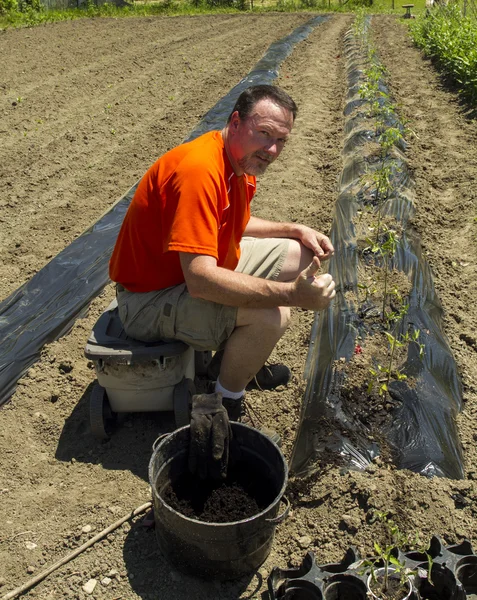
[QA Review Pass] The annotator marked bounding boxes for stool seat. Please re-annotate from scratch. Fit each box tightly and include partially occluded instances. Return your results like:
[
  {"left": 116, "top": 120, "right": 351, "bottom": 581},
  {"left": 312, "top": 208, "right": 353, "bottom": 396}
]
[{"left": 85, "top": 298, "right": 188, "bottom": 361}]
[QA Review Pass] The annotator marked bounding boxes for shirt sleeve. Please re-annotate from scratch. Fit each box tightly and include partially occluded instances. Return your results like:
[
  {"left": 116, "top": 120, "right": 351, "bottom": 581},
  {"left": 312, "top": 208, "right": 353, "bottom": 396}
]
[{"left": 162, "top": 155, "right": 226, "bottom": 260}]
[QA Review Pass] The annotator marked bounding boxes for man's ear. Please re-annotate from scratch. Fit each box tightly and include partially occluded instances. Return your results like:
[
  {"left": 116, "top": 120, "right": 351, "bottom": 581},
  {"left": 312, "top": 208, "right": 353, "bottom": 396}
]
[{"left": 229, "top": 111, "right": 240, "bottom": 131}]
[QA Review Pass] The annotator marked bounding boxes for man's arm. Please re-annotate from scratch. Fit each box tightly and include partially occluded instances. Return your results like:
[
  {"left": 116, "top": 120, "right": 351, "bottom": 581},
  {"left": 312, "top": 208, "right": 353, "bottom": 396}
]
[
  {"left": 244, "top": 216, "right": 334, "bottom": 265},
  {"left": 180, "top": 253, "right": 335, "bottom": 312}
]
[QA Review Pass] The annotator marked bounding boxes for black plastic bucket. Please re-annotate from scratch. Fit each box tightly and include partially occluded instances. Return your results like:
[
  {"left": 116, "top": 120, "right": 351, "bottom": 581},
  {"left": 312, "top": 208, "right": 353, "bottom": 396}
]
[{"left": 148, "top": 423, "right": 289, "bottom": 580}]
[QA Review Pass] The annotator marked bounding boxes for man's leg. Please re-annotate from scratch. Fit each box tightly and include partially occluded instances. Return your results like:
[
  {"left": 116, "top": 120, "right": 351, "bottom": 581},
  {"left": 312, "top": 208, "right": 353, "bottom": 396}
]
[
  {"left": 276, "top": 238, "right": 315, "bottom": 282},
  {"left": 217, "top": 238, "right": 314, "bottom": 394},
  {"left": 218, "top": 306, "right": 290, "bottom": 393}
]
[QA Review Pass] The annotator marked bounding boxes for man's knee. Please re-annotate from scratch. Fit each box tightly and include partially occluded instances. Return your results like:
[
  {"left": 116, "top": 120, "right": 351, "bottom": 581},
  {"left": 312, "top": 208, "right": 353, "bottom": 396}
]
[
  {"left": 278, "top": 239, "right": 314, "bottom": 282},
  {"left": 237, "top": 306, "right": 291, "bottom": 334},
  {"left": 265, "top": 306, "right": 291, "bottom": 334}
]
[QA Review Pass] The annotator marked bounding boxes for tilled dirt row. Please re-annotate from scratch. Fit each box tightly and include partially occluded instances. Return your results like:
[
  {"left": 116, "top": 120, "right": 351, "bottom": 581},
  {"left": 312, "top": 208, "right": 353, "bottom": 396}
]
[{"left": 1, "top": 12, "right": 477, "bottom": 600}]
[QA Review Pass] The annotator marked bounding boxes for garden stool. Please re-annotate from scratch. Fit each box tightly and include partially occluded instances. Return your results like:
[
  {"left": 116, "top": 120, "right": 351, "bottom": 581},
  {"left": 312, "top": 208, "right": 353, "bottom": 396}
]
[{"left": 402, "top": 3, "right": 414, "bottom": 17}]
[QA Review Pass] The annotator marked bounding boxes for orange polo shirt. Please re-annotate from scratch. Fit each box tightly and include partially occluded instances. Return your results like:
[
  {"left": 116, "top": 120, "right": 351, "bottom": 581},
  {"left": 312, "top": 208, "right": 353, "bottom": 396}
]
[{"left": 109, "top": 131, "right": 256, "bottom": 293}]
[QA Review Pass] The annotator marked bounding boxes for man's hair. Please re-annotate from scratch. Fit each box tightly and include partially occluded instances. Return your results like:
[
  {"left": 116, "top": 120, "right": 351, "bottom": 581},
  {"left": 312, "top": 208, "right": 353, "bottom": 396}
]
[{"left": 227, "top": 85, "right": 298, "bottom": 123}]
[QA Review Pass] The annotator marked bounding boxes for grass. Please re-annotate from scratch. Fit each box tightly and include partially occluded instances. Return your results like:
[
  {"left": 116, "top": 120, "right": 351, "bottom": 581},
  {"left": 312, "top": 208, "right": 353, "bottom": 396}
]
[
  {"left": 0, "top": 2, "right": 240, "bottom": 28},
  {"left": 0, "top": 0, "right": 430, "bottom": 30}
]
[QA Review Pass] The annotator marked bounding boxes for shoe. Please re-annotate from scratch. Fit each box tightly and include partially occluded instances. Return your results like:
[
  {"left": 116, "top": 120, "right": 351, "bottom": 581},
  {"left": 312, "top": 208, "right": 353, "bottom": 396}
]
[
  {"left": 207, "top": 350, "right": 291, "bottom": 392},
  {"left": 246, "top": 363, "right": 291, "bottom": 391},
  {"left": 221, "top": 396, "right": 246, "bottom": 422}
]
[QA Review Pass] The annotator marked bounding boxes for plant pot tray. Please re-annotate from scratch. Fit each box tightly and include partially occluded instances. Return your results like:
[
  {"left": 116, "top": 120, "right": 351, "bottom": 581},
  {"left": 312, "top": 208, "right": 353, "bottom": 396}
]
[{"left": 268, "top": 536, "right": 477, "bottom": 599}]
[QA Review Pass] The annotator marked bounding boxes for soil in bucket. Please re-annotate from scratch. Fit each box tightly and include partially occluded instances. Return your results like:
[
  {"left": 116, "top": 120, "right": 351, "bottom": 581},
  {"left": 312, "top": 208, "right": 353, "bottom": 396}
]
[{"left": 163, "top": 460, "right": 267, "bottom": 523}]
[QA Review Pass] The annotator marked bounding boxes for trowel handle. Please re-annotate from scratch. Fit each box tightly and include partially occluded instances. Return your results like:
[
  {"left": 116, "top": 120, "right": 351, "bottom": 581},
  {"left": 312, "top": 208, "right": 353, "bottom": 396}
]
[{"left": 265, "top": 496, "right": 290, "bottom": 524}]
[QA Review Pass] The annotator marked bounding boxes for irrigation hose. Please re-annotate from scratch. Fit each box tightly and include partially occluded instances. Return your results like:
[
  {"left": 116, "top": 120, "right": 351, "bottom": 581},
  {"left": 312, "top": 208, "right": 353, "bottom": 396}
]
[{"left": 1, "top": 501, "right": 153, "bottom": 600}]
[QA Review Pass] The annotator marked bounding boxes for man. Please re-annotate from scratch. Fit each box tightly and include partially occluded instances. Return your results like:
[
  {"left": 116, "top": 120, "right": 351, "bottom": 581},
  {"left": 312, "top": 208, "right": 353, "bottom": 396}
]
[{"left": 110, "top": 84, "right": 336, "bottom": 421}]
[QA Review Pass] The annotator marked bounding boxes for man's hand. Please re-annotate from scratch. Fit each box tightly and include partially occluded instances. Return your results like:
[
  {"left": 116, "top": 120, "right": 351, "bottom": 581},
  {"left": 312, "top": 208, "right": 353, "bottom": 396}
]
[
  {"left": 188, "top": 393, "right": 232, "bottom": 480},
  {"left": 293, "top": 256, "right": 336, "bottom": 311},
  {"left": 298, "top": 225, "right": 334, "bottom": 267}
]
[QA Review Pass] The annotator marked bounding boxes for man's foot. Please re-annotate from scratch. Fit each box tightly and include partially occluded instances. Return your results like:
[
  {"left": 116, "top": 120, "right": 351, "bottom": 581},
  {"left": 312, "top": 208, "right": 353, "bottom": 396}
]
[
  {"left": 246, "top": 363, "right": 291, "bottom": 390},
  {"left": 221, "top": 395, "right": 246, "bottom": 422},
  {"left": 207, "top": 351, "right": 291, "bottom": 391}
]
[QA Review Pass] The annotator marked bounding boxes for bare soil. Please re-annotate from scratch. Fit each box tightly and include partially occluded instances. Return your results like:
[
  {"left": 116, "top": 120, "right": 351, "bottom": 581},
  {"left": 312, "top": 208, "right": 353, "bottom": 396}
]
[{"left": 1, "top": 12, "right": 477, "bottom": 600}]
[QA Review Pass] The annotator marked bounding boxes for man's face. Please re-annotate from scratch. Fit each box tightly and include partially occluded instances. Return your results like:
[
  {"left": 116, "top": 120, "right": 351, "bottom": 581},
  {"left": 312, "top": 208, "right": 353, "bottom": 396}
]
[{"left": 228, "top": 98, "right": 294, "bottom": 176}]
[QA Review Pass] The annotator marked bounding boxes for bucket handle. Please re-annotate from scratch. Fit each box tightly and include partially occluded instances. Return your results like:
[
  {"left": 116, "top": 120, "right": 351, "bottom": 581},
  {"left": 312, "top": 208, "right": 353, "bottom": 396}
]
[
  {"left": 152, "top": 433, "right": 171, "bottom": 452},
  {"left": 265, "top": 496, "right": 290, "bottom": 525}
]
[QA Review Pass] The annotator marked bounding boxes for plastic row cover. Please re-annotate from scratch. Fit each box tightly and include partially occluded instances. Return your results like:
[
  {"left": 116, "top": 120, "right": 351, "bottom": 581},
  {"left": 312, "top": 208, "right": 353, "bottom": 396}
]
[
  {"left": 0, "top": 16, "right": 329, "bottom": 408},
  {"left": 290, "top": 21, "right": 464, "bottom": 479}
]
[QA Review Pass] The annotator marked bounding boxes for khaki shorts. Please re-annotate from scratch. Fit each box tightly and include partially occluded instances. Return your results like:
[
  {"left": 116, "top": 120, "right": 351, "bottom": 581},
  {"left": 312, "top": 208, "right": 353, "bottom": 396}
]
[{"left": 116, "top": 237, "right": 289, "bottom": 351}]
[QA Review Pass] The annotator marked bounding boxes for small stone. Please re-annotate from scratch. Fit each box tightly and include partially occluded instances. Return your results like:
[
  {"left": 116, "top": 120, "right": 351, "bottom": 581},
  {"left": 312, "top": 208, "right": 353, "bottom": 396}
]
[
  {"left": 25, "top": 542, "right": 37, "bottom": 550},
  {"left": 82, "top": 525, "right": 92, "bottom": 534},
  {"left": 107, "top": 569, "right": 118, "bottom": 578},
  {"left": 288, "top": 552, "right": 302, "bottom": 566},
  {"left": 101, "top": 577, "right": 112, "bottom": 586},
  {"left": 297, "top": 535, "right": 312, "bottom": 549},
  {"left": 340, "top": 515, "right": 361, "bottom": 534},
  {"left": 82, "top": 579, "right": 97, "bottom": 594},
  {"left": 27, "top": 565, "right": 35, "bottom": 574}
]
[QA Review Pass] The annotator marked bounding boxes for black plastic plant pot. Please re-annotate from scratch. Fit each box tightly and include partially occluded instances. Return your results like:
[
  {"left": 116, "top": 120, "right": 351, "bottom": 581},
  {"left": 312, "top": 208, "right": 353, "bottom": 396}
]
[
  {"left": 416, "top": 563, "right": 465, "bottom": 600},
  {"left": 456, "top": 556, "right": 477, "bottom": 595},
  {"left": 323, "top": 573, "right": 368, "bottom": 600},
  {"left": 278, "top": 580, "right": 324, "bottom": 599}
]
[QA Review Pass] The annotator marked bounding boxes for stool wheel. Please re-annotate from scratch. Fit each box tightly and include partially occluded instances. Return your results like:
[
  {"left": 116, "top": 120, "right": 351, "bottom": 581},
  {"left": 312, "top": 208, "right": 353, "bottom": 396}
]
[
  {"left": 173, "top": 377, "right": 195, "bottom": 427},
  {"left": 90, "top": 382, "right": 117, "bottom": 440}
]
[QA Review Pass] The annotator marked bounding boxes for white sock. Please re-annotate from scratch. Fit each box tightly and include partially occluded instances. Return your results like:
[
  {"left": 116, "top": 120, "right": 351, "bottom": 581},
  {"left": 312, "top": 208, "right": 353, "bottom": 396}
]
[{"left": 215, "top": 378, "right": 245, "bottom": 400}]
